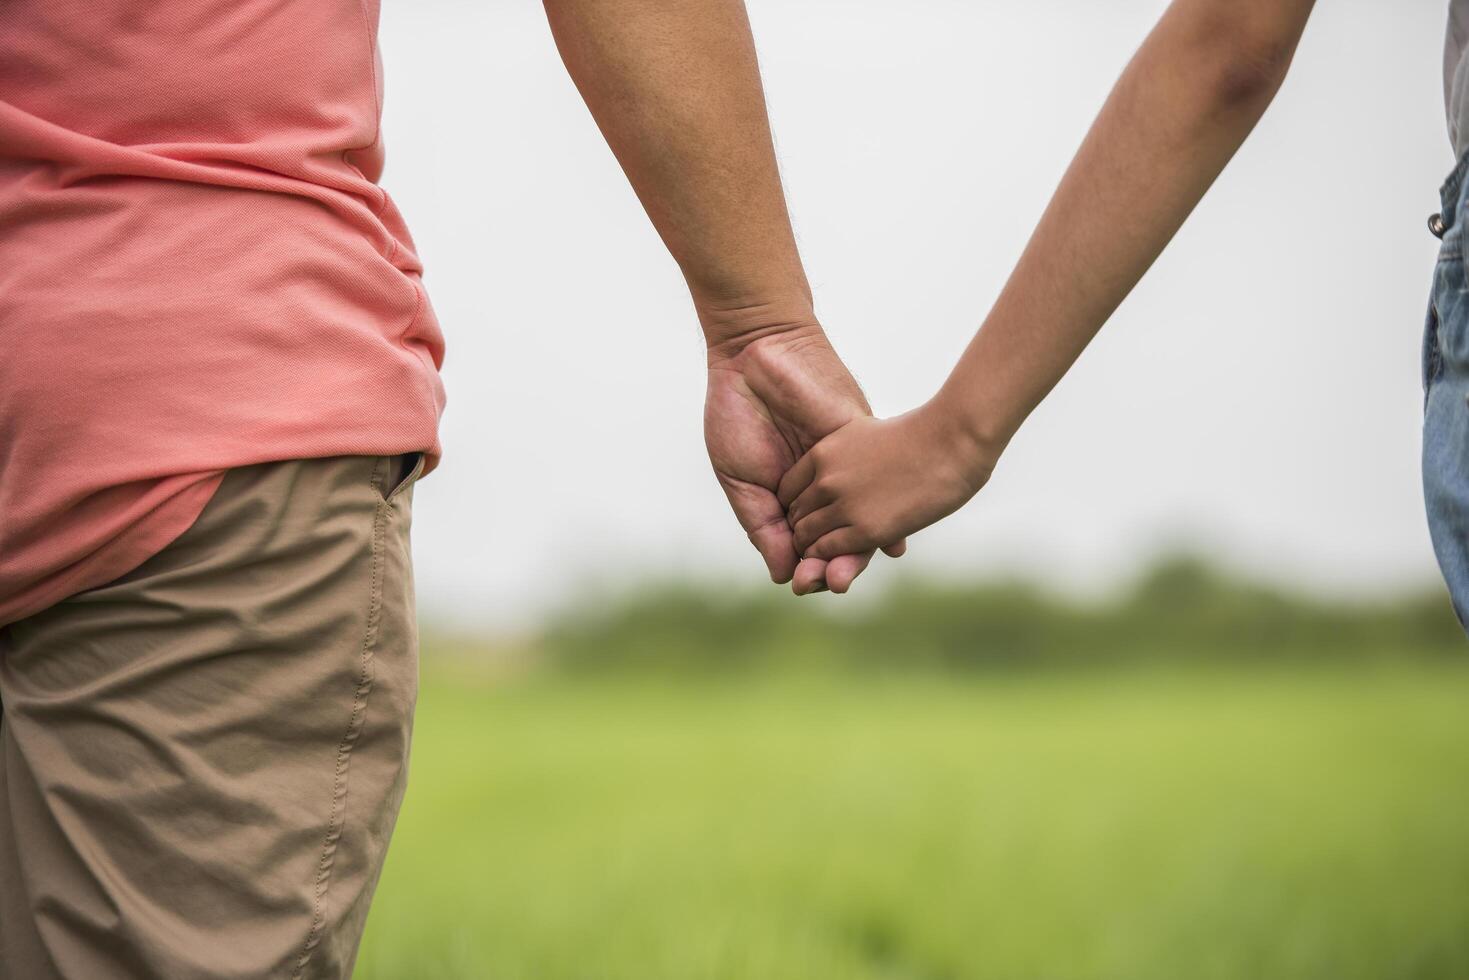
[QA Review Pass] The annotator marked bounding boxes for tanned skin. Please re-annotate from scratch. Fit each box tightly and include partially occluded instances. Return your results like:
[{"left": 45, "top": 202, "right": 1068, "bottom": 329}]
[
  {"left": 544, "top": 0, "right": 905, "bottom": 594},
  {"left": 778, "top": 0, "right": 1320, "bottom": 562}
]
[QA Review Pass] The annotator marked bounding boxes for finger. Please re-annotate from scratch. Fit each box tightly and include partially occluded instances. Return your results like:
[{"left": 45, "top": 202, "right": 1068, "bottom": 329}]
[
  {"left": 792, "top": 505, "right": 848, "bottom": 555},
  {"left": 881, "top": 539, "right": 908, "bottom": 558},
  {"left": 791, "top": 557, "right": 831, "bottom": 595},
  {"left": 806, "top": 526, "right": 876, "bottom": 562},
  {"left": 776, "top": 451, "right": 819, "bottom": 509},
  {"left": 824, "top": 551, "right": 873, "bottom": 594},
  {"left": 785, "top": 480, "right": 835, "bottom": 529},
  {"left": 749, "top": 517, "right": 798, "bottom": 584},
  {"left": 716, "top": 474, "right": 798, "bottom": 584}
]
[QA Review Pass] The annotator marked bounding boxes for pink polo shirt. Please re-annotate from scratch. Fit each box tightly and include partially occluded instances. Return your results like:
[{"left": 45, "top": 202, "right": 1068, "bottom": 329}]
[{"left": 0, "top": 1, "right": 446, "bottom": 627}]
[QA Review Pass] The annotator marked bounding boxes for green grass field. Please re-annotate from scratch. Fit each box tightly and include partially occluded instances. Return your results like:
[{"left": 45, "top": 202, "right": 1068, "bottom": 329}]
[{"left": 356, "top": 660, "right": 1469, "bottom": 980}]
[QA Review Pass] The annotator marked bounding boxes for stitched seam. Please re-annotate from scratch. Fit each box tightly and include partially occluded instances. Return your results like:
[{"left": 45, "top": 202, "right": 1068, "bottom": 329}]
[
  {"left": 383, "top": 453, "right": 426, "bottom": 504},
  {"left": 341, "top": 3, "right": 422, "bottom": 333},
  {"left": 291, "top": 467, "right": 390, "bottom": 979},
  {"left": 395, "top": 279, "right": 425, "bottom": 347},
  {"left": 357, "top": 0, "right": 382, "bottom": 150},
  {"left": 341, "top": 0, "right": 390, "bottom": 245},
  {"left": 354, "top": 0, "right": 386, "bottom": 215}
]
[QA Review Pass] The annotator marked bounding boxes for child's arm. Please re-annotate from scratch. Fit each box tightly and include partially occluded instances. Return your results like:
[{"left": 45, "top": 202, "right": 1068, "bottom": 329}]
[{"left": 778, "top": 0, "right": 1318, "bottom": 561}]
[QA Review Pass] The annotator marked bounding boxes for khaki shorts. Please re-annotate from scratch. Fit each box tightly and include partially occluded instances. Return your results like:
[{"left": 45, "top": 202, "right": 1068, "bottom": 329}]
[{"left": 0, "top": 453, "right": 424, "bottom": 979}]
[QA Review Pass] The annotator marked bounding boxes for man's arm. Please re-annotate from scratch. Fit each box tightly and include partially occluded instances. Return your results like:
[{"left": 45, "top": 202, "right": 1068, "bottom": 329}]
[
  {"left": 543, "top": 0, "right": 902, "bottom": 593},
  {"left": 779, "top": 0, "right": 1319, "bottom": 559},
  {"left": 544, "top": 0, "right": 809, "bottom": 333}
]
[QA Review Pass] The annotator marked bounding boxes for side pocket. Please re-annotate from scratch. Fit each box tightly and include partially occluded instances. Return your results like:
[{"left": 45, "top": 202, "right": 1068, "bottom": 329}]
[
  {"left": 1427, "top": 302, "right": 1439, "bottom": 402},
  {"left": 378, "top": 452, "right": 425, "bottom": 504}
]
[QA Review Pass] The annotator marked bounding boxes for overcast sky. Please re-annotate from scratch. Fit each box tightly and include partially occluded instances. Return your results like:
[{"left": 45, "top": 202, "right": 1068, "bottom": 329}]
[{"left": 376, "top": 0, "right": 1454, "bottom": 629}]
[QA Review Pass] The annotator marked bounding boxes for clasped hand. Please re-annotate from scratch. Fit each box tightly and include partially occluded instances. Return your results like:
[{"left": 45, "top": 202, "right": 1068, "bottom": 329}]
[{"left": 705, "top": 322, "right": 994, "bottom": 595}]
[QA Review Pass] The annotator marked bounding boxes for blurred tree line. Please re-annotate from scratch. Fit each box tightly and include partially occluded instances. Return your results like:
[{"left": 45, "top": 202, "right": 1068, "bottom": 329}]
[{"left": 538, "top": 556, "right": 1465, "bottom": 674}]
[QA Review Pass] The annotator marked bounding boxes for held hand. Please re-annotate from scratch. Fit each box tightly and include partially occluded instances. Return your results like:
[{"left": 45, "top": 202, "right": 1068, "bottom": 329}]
[
  {"left": 704, "top": 322, "right": 906, "bottom": 594},
  {"left": 777, "top": 399, "right": 995, "bottom": 560}
]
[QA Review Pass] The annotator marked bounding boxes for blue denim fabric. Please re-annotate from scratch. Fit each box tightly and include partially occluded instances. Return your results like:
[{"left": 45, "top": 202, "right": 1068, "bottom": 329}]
[{"left": 1423, "top": 150, "right": 1469, "bottom": 629}]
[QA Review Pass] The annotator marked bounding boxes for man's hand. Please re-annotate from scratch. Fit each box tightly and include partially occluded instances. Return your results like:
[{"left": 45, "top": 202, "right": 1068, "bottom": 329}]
[{"left": 705, "top": 321, "right": 905, "bottom": 594}]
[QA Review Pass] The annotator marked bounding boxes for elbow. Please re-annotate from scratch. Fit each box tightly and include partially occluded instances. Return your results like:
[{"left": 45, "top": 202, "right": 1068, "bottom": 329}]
[{"left": 1194, "top": 19, "right": 1300, "bottom": 112}]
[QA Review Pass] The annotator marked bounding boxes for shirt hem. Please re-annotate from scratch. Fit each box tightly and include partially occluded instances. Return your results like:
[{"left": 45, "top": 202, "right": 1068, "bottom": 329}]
[{"left": 0, "top": 471, "right": 227, "bottom": 629}]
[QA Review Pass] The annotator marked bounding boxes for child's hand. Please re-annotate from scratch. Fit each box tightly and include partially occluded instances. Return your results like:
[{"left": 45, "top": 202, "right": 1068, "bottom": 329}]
[{"left": 777, "top": 401, "right": 996, "bottom": 560}]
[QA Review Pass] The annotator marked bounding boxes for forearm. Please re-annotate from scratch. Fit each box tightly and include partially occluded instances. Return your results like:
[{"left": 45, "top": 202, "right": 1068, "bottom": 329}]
[
  {"left": 543, "top": 0, "right": 812, "bottom": 347},
  {"left": 937, "top": 0, "right": 1316, "bottom": 458}
]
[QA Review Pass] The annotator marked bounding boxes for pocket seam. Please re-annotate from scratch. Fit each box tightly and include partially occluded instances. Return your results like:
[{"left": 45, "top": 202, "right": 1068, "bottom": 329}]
[{"left": 380, "top": 452, "right": 425, "bottom": 504}]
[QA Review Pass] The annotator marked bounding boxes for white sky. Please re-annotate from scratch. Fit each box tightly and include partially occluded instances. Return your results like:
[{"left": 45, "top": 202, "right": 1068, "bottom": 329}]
[{"left": 378, "top": 0, "right": 1454, "bottom": 629}]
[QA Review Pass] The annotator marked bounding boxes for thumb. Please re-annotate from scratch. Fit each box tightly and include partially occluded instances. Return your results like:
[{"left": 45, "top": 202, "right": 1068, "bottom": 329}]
[{"left": 715, "top": 473, "right": 799, "bottom": 585}]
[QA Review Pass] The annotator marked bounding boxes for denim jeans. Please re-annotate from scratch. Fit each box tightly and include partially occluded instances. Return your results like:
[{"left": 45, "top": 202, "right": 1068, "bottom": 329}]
[{"left": 1424, "top": 151, "right": 1469, "bottom": 629}]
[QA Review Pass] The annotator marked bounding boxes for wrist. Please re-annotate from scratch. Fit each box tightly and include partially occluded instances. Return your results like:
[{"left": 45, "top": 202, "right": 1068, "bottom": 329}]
[
  {"left": 922, "top": 386, "right": 1009, "bottom": 487},
  {"left": 697, "top": 292, "right": 820, "bottom": 358}
]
